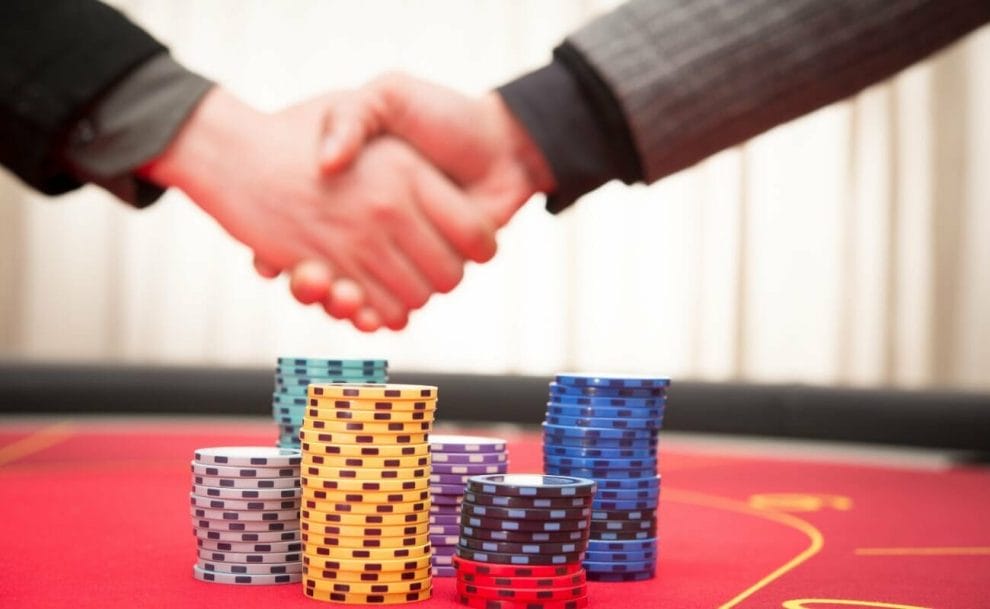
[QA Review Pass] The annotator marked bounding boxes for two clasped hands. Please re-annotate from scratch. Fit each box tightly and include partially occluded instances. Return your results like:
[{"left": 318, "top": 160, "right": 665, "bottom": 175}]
[{"left": 145, "top": 74, "right": 554, "bottom": 332}]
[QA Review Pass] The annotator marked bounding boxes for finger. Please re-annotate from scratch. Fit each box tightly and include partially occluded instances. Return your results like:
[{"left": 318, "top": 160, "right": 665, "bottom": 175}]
[
  {"left": 351, "top": 307, "right": 383, "bottom": 333},
  {"left": 389, "top": 206, "right": 464, "bottom": 294},
  {"left": 359, "top": 274, "right": 409, "bottom": 331},
  {"left": 318, "top": 96, "right": 382, "bottom": 175},
  {"left": 323, "top": 277, "right": 364, "bottom": 320},
  {"left": 358, "top": 237, "right": 432, "bottom": 311},
  {"left": 289, "top": 259, "right": 333, "bottom": 305},
  {"left": 253, "top": 255, "right": 282, "bottom": 279},
  {"left": 412, "top": 167, "right": 498, "bottom": 264}
]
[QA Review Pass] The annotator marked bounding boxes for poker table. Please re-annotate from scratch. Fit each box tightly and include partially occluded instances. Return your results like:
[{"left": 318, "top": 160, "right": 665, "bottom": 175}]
[{"left": 1, "top": 417, "right": 987, "bottom": 609}]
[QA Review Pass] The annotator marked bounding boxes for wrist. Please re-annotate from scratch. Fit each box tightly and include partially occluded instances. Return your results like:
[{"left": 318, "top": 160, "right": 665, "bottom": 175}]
[
  {"left": 486, "top": 92, "right": 556, "bottom": 196},
  {"left": 139, "top": 86, "right": 262, "bottom": 205}
]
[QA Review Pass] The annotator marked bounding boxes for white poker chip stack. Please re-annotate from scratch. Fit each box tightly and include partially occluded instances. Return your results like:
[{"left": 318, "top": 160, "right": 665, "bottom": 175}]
[{"left": 189, "top": 447, "right": 303, "bottom": 585}]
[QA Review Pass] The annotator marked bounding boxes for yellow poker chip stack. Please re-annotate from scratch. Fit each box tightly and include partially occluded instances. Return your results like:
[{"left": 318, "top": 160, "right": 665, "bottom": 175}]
[{"left": 301, "top": 383, "right": 438, "bottom": 604}]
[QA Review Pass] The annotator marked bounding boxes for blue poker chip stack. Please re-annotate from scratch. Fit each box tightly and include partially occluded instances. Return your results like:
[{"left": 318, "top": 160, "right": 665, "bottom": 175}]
[
  {"left": 271, "top": 357, "right": 388, "bottom": 448},
  {"left": 541, "top": 373, "right": 669, "bottom": 582}
]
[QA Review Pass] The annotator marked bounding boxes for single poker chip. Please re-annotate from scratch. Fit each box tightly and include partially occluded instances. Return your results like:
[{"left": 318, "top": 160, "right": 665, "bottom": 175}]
[
  {"left": 430, "top": 482, "right": 469, "bottom": 495},
  {"left": 301, "top": 521, "right": 430, "bottom": 538},
  {"left": 432, "top": 452, "right": 507, "bottom": 465},
  {"left": 194, "top": 529, "right": 301, "bottom": 543},
  {"left": 546, "top": 403, "right": 664, "bottom": 418},
  {"left": 432, "top": 494, "right": 464, "bottom": 505},
  {"left": 544, "top": 445, "right": 657, "bottom": 460},
  {"left": 585, "top": 570, "right": 654, "bottom": 582},
  {"left": 429, "top": 523, "right": 461, "bottom": 536},
  {"left": 544, "top": 414, "right": 662, "bottom": 431},
  {"left": 432, "top": 553, "right": 454, "bottom": 566},
  {"left": 301, "top": 475, "right": 428, "bottom": 493},
  {"left": 309, "top": 383, "right": 437, "bottom": 400},
  {"left": 303, "top": 565, "right": 432, "bottom": 584},
  {"left": 272, "top": 394, "right": 308, "bottom": 406},
  {"left": 306, "top": 397, "right": 436, "bottom": 413},
  {"left": 301, "top": 419, "right": 432, "bottom": 434},
  {"left": 554, "top": 373, "right": 670, "bottom": 389},
  {"left": 590, "top": 509, "right": 657, "bottom": 521},
  {"left": 189, "top": 494, "right": 300, "bottom": 511},
  {"left": 429, "top": 514, "right": 460, "bottom": 525},
  {"left": 301, "top": 440, "right": 428, "bottom": 458},
  {"left": 589, "top": 476, "right": 661, "bottom": 491},
  {"left": 298, "top": 429, "right": 430, "bottom": 446},
  {"left": 460, "top": 503, "right": 590, "bottom": 522},
  {"left": 596, "top": 485, "right": 661, "bottom": 499},
  {"left": 461, "top": 526, "right": 588, "bottom": 545},
  {"left": 299, "top": 541, "right": 431, "bottom": 560},
  {"left": 546, "top": 467, "right": 657, "bottom": 481},
  {"left": 457, "top": 581, "right": 587, "bottom": 602},
  {"left": 276, "top": 375, "right": 383, "bottom": 389},
  {"left": 431, "top": 473, "right": 481, "bottom": 485},
  {"left": 586, "top": 538, "right": 656, "bottom": 551},
  {"left": 548, "top": 394, "right": 667, "bottom": 408},
  {"left": 583, "top": 559, "right": 656, "bottom": 573},
  {"left": 590, "top": 519, "right": 655, "bottom": 532},
  {"left": 302, "top": 453, "right": 430, "bottom": 469},
  {"left": 459, "top": 515, "right": 587, "bottom": 533},
  {"left": 196, "top": 559, "right": 302, "bottom": 575},
  {"left": 543, "top": 455, "right": 657, "bottom": 470},
  {"left": 430, "top": 435, "right": 507, "bottom": 453},
  {"left": 429, "top": 534, "right": 460, "bottom": 546},
  {"left": 466, "top": 474, "right": 596, "bottom": 499},
  {"left": 301, "top": 464, "right": 428, "bottom": 480},
  {"left": 457, "top": 594, "right": 589, "bottom": 609},
  {"left": 542, "top": 423, "right": 655, "bottom": 440},
  {"left": 432, "top": 565, "right": 457, "bottom": 577},
  {"left": 193, "top": 519, "right": 297, "bottom": 533},
  {"left": 190, "top": 506, "right": 299, "bottom": 522},
  {"left": 193, "top": 475, "right": 300, "bottom": 490},
  {"left": 303, "top": 587, "right": 431, "bottom": 604},
  {"left": 301, "top": 510, "right": 428, "bottom": 526},
  {"left": 590, "top": 530, "right": 655, "bottom": 541},
  {"left": 300, "top": 554, "right": 431, "bottom": 572},
  {"left": 432, "top": 462, "right": 508, "bottom": 475},
  {"left": 430, "top": 503, "right": 461, "bottom": 516},
  {"left": 303, "top": 533, "right": 430, "bottom": 551},
  {"left": 431, "top": 544, "right": 458, "bottom": 556},
  {"left": 591, "top": 499, "right": 659, "bottom": 512},
  {"left": 452, "top": 554, "right": 582, "bottom": 577},
  {"left": 457, "top": 537, "right": 583, "bottom": 556},
  {"left": 301, "top": 487, "right": 429, "bottom": 506},
  {"left": 543, "top": 434, "right": 657, "bottom": 449},
  {"left": 192, "top": 565, "right": 300, "bottom": 585},
  {"left": 303, "top": 498, "right": 429, "bottom": 515},
  {"left": 194, "top": 447, "right": 302, "bottom": 467},
  {"left": 460, "top": 570, "right": 586, "bottom": 589},
  {"left": 463, "top": 492, "right": 592, "bottom": 510},
  {"left": 196, "top": 549, "right": 301, "bottom": 564},
  {"left": 584, "top": 549, "right": 656, "bottom": 562},
  {"left": 304, "top": 407, "right": 433, "bottom": 423},
  {"left": 277, "top": 357, "right": 388, "bottom": 368},
  {"left": 197, "top": 538, "right": 302, "bottom": 553},
  {"left": 302, "top": 576, "right": 430, "bottom": 594},
  {"left": 549, "top": 383, "right": 667, "bottom": 399}
]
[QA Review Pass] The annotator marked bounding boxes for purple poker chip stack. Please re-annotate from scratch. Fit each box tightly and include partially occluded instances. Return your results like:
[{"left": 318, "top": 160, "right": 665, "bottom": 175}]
[{"left": 428, "top": 434, "right": 509, "bottom": 576}]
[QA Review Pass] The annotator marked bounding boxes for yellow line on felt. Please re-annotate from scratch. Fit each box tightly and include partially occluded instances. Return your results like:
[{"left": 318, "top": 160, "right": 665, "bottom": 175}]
[
  {"left": 0, "top": 421, "right": 74, "bottom": 467},
  {"left": 854, "top": 546, "right": 990, "bottom": 556},
  {"left": 664, "top": 488, "right": 825, "bottom": 609}
]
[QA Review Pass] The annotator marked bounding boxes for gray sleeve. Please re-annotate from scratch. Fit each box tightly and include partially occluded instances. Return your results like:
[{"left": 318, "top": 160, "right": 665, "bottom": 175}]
[
  {"left": 567, "top": 0, "right": 990, "bottom": 184},
  {"left": 62, "top": 52, "right": 214, "bottom": 207}
]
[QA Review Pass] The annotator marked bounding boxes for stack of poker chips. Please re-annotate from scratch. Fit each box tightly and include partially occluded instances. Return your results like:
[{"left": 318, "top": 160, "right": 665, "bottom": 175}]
[
  {"left": 428, "top": 435, "right": 509, "bottom": 576},
  {"left": 190, "top": 447, "right": 303, "bottom": 585},
  {"left": 273, "top": 358, "right": 389, "bottom": 449},
  {"left": 542, "top": 373, "right": 669, "bottom": 582},
  {"left": 453, "top": 474, "right": 595, "bottom": 609},
  {"left": 299, "top": 383, "right": 437, "bottom": 604}
]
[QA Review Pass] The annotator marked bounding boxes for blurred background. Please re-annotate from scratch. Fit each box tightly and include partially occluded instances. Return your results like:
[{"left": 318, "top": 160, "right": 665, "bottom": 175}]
[{"left": 1, "top": 0, "right": 988, "bottom": 390}]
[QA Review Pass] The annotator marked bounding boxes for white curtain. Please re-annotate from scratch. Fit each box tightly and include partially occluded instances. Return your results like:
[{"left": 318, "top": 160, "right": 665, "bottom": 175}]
[{"left": 1, "top": 1, "right": 988, "bottom": 390}]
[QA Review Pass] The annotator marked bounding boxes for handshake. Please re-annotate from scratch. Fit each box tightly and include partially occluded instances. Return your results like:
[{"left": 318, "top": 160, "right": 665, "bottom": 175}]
[{"left": 145, "top": 74, "right": 556, "bottom": 332}]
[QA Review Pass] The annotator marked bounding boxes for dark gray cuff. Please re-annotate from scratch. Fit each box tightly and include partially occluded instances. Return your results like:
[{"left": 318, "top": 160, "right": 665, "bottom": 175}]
[
  {"left": 497, "top": 48, "right": 642, "bottom": 214},
  {"left": 63, "top": 53, "right": 214, "bottom": 207}
]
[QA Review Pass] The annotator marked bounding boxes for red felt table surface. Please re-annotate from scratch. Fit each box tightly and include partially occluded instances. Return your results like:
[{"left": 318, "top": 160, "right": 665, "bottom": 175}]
[{"left": 0, "top": 419, "right": 987, "bottom": 609}]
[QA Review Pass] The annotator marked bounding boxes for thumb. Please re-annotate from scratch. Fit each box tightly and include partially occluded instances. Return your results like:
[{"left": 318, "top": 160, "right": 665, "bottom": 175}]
[{"left": 318, "top": 99, "right": 379, "bottom": 175}]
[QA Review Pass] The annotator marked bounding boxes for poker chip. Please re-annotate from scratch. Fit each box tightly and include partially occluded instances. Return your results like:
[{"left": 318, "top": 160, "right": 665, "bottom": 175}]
[
  {"left": 190, "top": 462, "right": 300, "bottom": 479},
  {"left": 585, "top": 570, "right": 654, "bottom": 582},
  {"left": 542, "top": 423, "right": 655, "bottom": 440},
  {"left": 194, "top": 518, "right": 294, "bottom": 533},
  {"left": 466, "top": 475, "right": 596, "bottom": 498},
  {"left": 300, "top": 382, "right": 436, "bottom": 599},
  {"left": 194, "top": 529, "right": 302, "bottom": 543},
  {"left": 452, "top": 555, "right": 582, "bottom": 577},
  {"left": 190, "top": 507, "right": 299, "bottom": 521},
  {"left": 544, "top": 414, "right": 662, "bottom": 430},
  {"left": 277, "top": 356, "right": 388, "bottom": 368},
  {"left": 542, "top": 434, "right": 658, "bottom": 449},
  {"left": 458, "top": 570, "right": 586, "bottom": 588},
  {"left": 197, "top": 539, "right": 302, "bottom": 553},
  {"left": 193, "top": 475, "right": 300, "bottom": 489},
  {"left": 590, "top": 509, "right": 657, "bottom": 521},
  {"left": 548, "top": 394, "right": 667, "bottom": 407},
  {"left": 548, "top": 383, "right": 667, "bottom": 399},
  {"left": 592, "top": 530, "right": 654, "bottom": 541},
  {"left": 544, "top": 445, "right": 658, "bottom": 459},
  {"left": 544, "top": 455, "right": 657, "bottom": 470},
  {"left": 462, "top": 491, "right": 592, "bottom": 510},
  {"left": 460, "top": 504, "right": 591, "bottom": 521},
  {"left": 196, "top": 559, "right": 302, "bottom": 575},
  {"left": 457, "top": 581, "right": 587, "bottom": 601},
  {"left": 461, "top": 526, "right": 589, "bottom": 544},
  {"left": 194, "top": 447, "right": 301, "bottom": 467},
  {"left": 196, "top": 549, "right": 301, "bottom": 563},
  {"left": 458, "top": 537, "right": 583, "bottom": 556},
  {"left": 189, "top": 494, "right": 300, "bottom": 511},
  {"left": 432, "top": 565, "right": 457, "bottom": 577},
  {"left": 192, "top": 565, "right": 301, "bottom": 585},
  {"left": 586, "top": 538, "right": 656, "bottom": 552},
  {"left": 459, "top": 515, "right": 588, "bottom": 533},
  {"left": 457, "top": 594, "right": 589, "bottom": 609},
  {"left": 584, "top": 549, "right": 656, "bottom": 562},
  {"left": 429, "top": 435, "right": 510, "bottom": 572},
  {"left": 430, "top": 434, "right": 507, "bottom": 453}
]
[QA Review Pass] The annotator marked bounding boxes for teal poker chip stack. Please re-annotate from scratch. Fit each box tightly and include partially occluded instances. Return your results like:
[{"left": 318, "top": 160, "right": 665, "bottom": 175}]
[
  {"left": 271, "top": 358, "right": 388, "bottom": 448},
  {"left": 542, "top": 373, "right": 670, "bottom": 582}
]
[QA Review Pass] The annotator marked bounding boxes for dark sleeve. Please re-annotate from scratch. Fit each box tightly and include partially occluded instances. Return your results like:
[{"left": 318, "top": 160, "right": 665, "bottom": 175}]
[
  {"left": 0, "top": 0, "right": 168, "bottom": 199},
  {"left": 499, "top": 0, "right": 990, "bottom": 214}
]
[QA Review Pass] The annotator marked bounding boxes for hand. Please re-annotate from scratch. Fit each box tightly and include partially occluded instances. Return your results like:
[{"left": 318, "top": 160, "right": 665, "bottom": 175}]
[{"left": 141, "top": 86, "right": 497, "bottom": 331}]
